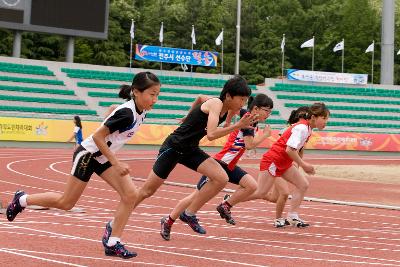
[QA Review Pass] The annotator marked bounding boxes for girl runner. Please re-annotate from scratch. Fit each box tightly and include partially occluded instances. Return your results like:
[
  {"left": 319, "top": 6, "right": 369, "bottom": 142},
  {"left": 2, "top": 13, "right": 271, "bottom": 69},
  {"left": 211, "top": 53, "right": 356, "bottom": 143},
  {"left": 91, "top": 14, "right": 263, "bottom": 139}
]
[
  {"left": 6, "top": 72, "right": 161, "bottom": 259},
  {"left": 229, "top": 102, "right": 329, "bottom": 227}
]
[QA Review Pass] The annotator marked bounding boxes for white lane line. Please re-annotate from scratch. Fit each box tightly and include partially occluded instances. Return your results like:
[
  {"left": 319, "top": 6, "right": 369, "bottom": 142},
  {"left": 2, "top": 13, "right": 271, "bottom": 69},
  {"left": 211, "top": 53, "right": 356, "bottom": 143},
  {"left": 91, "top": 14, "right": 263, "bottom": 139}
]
[
  {"left": 3, "top": 184, "right": 400, "bottom": 249},
  {"left": 3, "top": 209, "right": 400, "bottom": 265},
  {"left": 3, "top": 184, "right": 400, "bottom": 248},
  {"left": 0, "top": 233, "right": 398, "bottom": 266},
  {"left": 0, "top": 248, "right": 87, "bottom": 267},
  {"left": 1, "top": 208, "right": 398, "bottom": 266},
  {"left": 2, "top": 248, "right": 186, "bottom": 267},
  {"left": 0, "top": 223, "right": 268, "bottom": 267},
  {"left": 3, "top": 157, "right": 400, "bottom": 264},
  {"left": 3, "top": 218, "right": 400, "bottom": 253}
]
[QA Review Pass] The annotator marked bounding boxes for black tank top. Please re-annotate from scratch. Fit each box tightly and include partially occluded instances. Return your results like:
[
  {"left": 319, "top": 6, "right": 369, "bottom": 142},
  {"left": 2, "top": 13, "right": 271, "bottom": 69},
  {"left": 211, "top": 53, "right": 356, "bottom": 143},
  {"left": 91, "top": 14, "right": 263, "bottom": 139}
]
[{"left": 164, "top": 99, "right": 228, "bottom": 151}]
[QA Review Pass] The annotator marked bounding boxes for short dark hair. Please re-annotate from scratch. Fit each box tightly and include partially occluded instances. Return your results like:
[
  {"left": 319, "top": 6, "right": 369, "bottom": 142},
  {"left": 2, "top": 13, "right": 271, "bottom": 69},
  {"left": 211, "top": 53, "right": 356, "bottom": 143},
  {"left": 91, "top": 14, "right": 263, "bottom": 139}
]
[
  {"left": 247, "top": 93, "right": 273, "bottom": 110},
  {"left": 118, "top": 71, "right": 160, "bottom": 100},
  {"left": 219, "top": 75, "right": 252, "bottom": 100}
]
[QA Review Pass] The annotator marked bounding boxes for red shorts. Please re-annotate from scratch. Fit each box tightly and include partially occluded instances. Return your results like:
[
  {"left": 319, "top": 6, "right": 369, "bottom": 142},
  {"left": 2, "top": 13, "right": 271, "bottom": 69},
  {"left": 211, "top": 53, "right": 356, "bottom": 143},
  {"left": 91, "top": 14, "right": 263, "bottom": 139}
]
[{"left": 260, "top": 151, "right": 293, "bottom": 177}]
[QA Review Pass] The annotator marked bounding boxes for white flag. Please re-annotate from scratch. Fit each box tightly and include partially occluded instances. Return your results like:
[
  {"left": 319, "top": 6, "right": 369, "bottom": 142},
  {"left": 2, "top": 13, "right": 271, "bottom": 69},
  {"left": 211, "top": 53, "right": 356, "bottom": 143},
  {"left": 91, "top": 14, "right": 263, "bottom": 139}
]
[
  {"left": 191, "top": 25, "right": 196, "bottom": 45},
  {"left": 215, "top": 30, "right": 223, "bottom": 46},
  {"left": 365, "top": 42, "right": 374, "bottom": 53},
  {"left": 397, "top": 49, "right": 400, "bottom": 55},
  {"left": 300, "top": 37, "right": 314, "bottom": 48},
  {"left": 333, "top": 40, "right": 344, "bottom": 52},
  {"left": 159, "top": 22, "right": 164, "bottom": 43},
  {"left": 281, "top": 35, "right": 285, "bottom": 52},
  {"left": 130, "top": 20, "right": 135, "bottom": 40}
]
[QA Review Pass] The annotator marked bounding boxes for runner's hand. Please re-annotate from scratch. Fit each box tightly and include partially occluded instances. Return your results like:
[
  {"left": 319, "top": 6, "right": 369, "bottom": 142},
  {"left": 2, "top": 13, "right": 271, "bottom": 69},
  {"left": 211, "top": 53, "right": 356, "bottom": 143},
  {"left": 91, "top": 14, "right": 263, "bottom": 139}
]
[
  {"left": 262, "top": 124, "right": 272, "bottom": 137},
  {"left": 115, "top": 161, "right": 131, "bottom": 176},
  {"left": 237, "top": 113, "right": 259, "bottom": 129},
  {"left": 301, "top": 162, "right": 315, "bottom": 175}
]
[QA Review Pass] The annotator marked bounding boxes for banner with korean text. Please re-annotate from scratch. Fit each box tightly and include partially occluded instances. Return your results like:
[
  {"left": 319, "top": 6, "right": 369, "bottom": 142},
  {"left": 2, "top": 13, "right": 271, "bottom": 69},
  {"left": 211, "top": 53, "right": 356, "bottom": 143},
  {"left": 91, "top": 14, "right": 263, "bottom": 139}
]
[
  {"left": 135, "top": 44, "right": 218, "bottom": 67},
  {"left": 287, "top": 69, "right": 368, "bottom": 85},
  {"left": 1, "top": 117, "right": 399, "bottom": 152}
]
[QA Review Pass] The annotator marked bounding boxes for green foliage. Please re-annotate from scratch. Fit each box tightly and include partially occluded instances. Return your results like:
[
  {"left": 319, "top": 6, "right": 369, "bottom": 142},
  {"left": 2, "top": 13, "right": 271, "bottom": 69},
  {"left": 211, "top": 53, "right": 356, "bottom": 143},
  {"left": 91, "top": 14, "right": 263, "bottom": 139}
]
[{"left": 0, "top": 0, "right": 395, "bottom": 84}]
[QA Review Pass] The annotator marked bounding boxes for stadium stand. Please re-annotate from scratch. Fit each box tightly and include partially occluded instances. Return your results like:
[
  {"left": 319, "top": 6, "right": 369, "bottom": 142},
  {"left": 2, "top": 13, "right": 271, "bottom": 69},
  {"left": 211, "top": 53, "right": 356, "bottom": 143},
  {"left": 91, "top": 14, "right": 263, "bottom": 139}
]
[
  {"left": 3, "top": 56, "right": 399, "bottom": 134},
  {"left": 266, "top": 79, "right": 400, "bottom": 133}
]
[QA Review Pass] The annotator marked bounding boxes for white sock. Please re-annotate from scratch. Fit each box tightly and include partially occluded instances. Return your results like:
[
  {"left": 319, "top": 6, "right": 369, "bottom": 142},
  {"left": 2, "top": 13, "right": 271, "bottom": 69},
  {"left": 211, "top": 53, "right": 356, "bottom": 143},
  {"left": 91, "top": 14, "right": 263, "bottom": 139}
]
[
  {"left": 19, "top": 194, "right": 28, "bottom": 208},
  {"left": 288, "top": 212, "right": 299, "bottom": 220},
  {"left": 107, "top": 237, "right": 120, "bottom": 247},
  {"left": 109, "top": 220, "right": 113, "bottom": 228},
  {"left": 184, "top": 209, "right": 195, "bottom": 216}
]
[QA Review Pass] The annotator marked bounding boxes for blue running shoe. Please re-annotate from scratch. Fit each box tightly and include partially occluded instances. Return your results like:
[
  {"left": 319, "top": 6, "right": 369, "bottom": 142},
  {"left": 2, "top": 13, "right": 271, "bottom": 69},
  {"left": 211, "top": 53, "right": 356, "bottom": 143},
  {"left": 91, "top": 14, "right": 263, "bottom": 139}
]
[
  {"left": 6, "top": 190, "right": 26, "bottom": 222},
  {"left": 104, "top": 241, "right": 137, "bottom": 259},
  {"left": 102, "top": 221, "right": 112, "bottom": 247},
  {"left": 179, "top": 212, "right": 206, "bottom": 234}
]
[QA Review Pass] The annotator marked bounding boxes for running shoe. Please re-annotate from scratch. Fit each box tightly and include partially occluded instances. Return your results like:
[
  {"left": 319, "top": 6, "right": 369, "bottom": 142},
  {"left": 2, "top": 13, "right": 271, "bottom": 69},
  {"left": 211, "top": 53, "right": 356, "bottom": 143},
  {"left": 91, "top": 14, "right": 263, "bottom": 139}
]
[
  {"left": 104, "top": 241, "right": 137, "bottom": 259},
  {"left": 287, "top": 217, "right": 310, "bottom": 228},
  {"left": 6, "top": 190, "right": 26, "bottom": 222},
  {"left": 274, "top": 218, "right": 290, "bottom": 228},
  {"left": 216, "top": 203, "right": 236, "bottom": 225},
  {"left": 179, "top": 212, "right": 206, "bottom": 234},
  {"left": 102, "top": 221, "right": 112, "bottom": 247},
  {"left": 160, "top": 216, "right": 172, "bottom": 241}
]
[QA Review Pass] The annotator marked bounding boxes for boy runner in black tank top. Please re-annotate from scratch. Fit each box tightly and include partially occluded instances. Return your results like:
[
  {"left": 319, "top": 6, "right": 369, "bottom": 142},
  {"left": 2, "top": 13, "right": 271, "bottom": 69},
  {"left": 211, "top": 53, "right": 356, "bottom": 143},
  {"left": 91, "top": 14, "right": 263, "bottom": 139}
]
[{"left": 133, "top": 76, "right": 258, "bottom": 234}]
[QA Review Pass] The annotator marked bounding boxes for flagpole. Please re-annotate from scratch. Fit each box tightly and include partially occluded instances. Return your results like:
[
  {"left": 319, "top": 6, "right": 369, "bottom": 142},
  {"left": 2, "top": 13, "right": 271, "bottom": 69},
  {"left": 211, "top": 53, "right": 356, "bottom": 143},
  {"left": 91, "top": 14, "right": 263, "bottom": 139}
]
[
  {"left": 221, "top": 28, "right": 224, "bottom": 74},
  {"left": 191, "top": 25, "right": 194, "bottom": 74},
  {"left": 341, "top": 39, "right": 344, "bottom": 73},
  {"left": 281, "top": 34, "right": 285, "bottom": 81},
  {"left": 371, "top": 40, "right": 374, "bottom": 85},
  {"left": 311, "top": 35, "right": 315, "bottom": 71},
  {"left": 129, "top": 20, "right": 134, "bottom": 70},
  {"left": 160, "top": 22, "right": 163, "bottom": 71}
]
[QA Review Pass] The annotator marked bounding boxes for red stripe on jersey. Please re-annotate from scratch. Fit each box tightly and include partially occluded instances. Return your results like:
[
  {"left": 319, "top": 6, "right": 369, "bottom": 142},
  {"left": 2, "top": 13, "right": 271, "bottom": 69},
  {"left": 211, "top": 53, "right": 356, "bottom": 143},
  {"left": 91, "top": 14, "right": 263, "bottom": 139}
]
[{"left": 214, "top": 129, "right": 246, "bottom": 170}]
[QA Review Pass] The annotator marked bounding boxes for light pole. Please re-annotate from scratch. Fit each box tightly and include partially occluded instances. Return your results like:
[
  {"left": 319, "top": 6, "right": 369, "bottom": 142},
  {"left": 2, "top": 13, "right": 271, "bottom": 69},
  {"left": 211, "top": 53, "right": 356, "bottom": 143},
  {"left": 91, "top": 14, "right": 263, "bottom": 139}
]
[{"left": 235, "top": 0, "right": 241, "bottom": 75}]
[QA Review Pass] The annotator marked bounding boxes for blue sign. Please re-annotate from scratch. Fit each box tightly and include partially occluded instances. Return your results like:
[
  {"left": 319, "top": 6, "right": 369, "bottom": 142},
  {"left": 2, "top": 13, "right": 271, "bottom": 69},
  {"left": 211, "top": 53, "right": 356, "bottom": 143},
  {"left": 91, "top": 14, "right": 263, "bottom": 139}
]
[{"left": 135, "top": 44, "right": 218, "bottom": 67}]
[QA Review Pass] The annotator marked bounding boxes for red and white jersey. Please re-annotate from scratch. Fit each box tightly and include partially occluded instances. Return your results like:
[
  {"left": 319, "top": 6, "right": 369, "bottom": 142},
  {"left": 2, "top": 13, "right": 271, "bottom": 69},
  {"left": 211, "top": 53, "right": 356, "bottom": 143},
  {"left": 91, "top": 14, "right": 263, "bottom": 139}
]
[
  {"left": 265, "top": 119, "right": 312, "bottom": 169},
  {"left": 214, "top": 109, "right": 257, "bottom": 170}
]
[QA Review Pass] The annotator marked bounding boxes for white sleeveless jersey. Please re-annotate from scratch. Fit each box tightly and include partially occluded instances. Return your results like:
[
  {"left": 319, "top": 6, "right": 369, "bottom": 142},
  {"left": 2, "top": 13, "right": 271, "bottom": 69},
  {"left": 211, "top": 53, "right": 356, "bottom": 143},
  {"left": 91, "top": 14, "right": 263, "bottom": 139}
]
[{"left": 81, "top": 100, "right": 147, "bottom": 164}]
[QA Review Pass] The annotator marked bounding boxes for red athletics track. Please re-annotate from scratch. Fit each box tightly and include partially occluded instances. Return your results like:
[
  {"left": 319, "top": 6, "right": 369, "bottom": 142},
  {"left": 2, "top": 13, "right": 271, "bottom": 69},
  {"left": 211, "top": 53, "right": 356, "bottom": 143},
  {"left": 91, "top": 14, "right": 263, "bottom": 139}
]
[{"left": 1, "top": 147, "right": 400, "bottom": 266}]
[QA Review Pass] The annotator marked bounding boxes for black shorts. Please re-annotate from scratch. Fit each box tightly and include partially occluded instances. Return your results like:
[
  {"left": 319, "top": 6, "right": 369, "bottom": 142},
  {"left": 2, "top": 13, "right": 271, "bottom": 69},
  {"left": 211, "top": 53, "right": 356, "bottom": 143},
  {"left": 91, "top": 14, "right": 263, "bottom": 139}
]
[
  {"left": 153, "top": 145, "right": 210, "bottom": 179},
  {"left": 196, "top": 160, "right": 248, "bottom": 190},
  {"left": 71, "top": 145, "right": 112, "bottom": 182}
]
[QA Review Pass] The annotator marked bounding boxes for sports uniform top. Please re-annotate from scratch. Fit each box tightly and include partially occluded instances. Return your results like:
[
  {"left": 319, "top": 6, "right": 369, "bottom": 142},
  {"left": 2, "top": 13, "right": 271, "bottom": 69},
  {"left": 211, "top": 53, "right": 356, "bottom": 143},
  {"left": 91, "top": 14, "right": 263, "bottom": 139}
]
[
  {"left": 214, "top": 109, "right": 257, "bottom": 170},
  {"left": 81, "top": 99, "right": 147, "bottom": 164},
  {"left": 73, "top": 126, "right": 83, "bottom": 145},
  {"left": 163, "top": 98, "right": 227, "bottom": 151},
  {"left": 264, "top": 119, "right": 311, "bottom": 170}
]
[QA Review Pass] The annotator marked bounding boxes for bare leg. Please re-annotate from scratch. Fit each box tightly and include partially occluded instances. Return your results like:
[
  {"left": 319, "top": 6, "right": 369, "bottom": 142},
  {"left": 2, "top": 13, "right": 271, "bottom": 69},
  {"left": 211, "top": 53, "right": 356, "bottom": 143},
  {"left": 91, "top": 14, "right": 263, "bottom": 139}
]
[
  {"left": 282, "top": 166, "right": 309, "bottom": 214},
  {"left": 27, "top": 175, "right": 87, "bottom": 210},
  {"left": 135, "top": 170, "right": 165, "bottom": 208},
  {"left": 271, "top": 177, "right": 290, "bottom": 219},
  {"left": 170, "top": 191, "right": 198, "bottom": 220},
  {"left": 100, "top": 167, "right": 138, "bottom": 238},
  {"left": 240, "top": 171, "right": 275, "bottom": 202},
  {"left": 223, "top": 175, "right": 257, "bottom": 206},
  {"left": 186, "top": 158, "right": 228, "bottom": 213}
]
